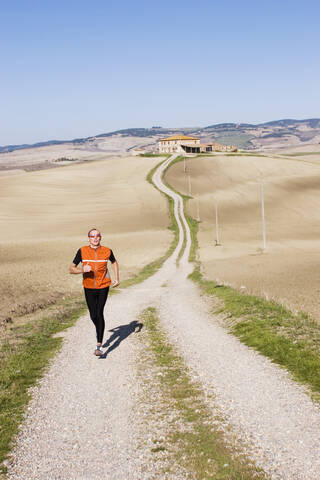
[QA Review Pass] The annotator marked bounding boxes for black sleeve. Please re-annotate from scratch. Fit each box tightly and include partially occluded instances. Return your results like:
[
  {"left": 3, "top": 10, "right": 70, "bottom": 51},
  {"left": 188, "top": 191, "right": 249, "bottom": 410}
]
[
  {"left": 72, "top": 249, "right": 82, "bottom": 266},
  {"left": 109, "top": 249, "right": 116, "bottom": 264}
]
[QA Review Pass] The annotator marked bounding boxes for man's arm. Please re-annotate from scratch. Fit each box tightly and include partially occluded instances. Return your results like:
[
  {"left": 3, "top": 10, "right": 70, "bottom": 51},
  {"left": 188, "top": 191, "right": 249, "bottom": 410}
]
[
  {"left": 69, "top": 248, "right": 91, "bottom": 274},
  {"left": 69, "top": 263, "right": 92, "bottom": 274},
  {"left": 69, "top": 263, "right": 83, "bottom": 274},
  {"left": 111, "top": 260, "right": 119, "bottom": 287}
]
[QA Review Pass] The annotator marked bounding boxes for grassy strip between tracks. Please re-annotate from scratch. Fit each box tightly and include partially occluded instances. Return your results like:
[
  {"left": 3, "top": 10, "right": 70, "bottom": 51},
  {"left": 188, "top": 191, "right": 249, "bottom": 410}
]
[
  {"left": 145, "top": 156, "right": 181, "bottom": 265},
  {"left": 164, "top": 155, "right": 320, "bottom": 400},
  {"left": 0, "top": 158, "right": 178, "bottom": 475},
  {"left": 162, "top": 156, "right": 190, "bottom": 262},
  {"left": 140, "top": 306, "right": 268, "bottom": 480}
]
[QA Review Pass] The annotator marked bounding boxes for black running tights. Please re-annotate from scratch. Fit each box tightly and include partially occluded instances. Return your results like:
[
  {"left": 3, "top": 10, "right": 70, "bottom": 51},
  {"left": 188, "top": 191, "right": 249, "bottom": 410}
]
[{"left": 84, "top": 287, "right": 109, "bottom": 343}]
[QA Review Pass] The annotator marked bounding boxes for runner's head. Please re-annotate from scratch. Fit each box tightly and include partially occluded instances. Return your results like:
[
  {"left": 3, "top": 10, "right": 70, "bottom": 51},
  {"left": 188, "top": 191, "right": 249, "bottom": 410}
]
[{"left": 88, "top": 228, "right": 101, "bottom": 248}]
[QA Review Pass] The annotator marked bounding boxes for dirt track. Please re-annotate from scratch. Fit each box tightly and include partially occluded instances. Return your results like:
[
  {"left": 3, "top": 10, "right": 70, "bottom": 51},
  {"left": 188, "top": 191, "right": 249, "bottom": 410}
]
[{"left": 6, "top": 155, "right": 320, "bottom": 480}]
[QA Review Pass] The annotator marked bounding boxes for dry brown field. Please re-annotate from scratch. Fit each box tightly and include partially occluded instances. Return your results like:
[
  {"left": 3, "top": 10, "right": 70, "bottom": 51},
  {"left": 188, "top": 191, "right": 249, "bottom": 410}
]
[
  {"left": 0, "top": 154, "right": 170, "bottom": 328},
  {"left": 166, "top": 153, "right": 320, "bottom": 322}
]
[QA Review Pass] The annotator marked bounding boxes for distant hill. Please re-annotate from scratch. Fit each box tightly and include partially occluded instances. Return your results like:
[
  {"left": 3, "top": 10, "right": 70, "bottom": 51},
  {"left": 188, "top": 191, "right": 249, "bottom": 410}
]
[
  {"left": 0, "top": 138, "right": 86, "bottom": 154},
  {"left": 1, "top": 118, "right": 320, "bottom": 153}
]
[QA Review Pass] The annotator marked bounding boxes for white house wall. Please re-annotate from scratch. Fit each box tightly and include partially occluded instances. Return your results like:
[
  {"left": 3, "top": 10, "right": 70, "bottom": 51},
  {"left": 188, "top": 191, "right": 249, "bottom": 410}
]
[{"left": 158, "top": 139, "right": 200, "bottom": 153}]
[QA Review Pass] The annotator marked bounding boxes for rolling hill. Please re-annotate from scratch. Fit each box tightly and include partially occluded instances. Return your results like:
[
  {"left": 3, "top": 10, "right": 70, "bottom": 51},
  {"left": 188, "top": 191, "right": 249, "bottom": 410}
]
[{"left": 1, "top": 118, "right": 320, "bottom": 154}]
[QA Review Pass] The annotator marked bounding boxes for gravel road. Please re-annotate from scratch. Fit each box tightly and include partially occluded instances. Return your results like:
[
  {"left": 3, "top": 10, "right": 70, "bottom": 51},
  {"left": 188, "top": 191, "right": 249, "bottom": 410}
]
[{"left": 6, "top": 155, "right": 320, "bottom": 479}]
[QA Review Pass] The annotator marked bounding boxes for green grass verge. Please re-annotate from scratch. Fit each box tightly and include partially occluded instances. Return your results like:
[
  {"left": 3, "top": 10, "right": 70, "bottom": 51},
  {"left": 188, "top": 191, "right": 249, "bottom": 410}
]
[
  {"left": 140, "top": 306, "right": 268, "bottom": 480},
  {"left": 185, "top": 210, "right": 199, "bottom": 262},
  {"left": 139, "top": 152, "right": 168, "bottom": 157},
  {"left": 0, "top": 296, "right": 87, "bottom": 473},
  {"left": 189, "top": 267, "right": 320, "bottom": 398}
]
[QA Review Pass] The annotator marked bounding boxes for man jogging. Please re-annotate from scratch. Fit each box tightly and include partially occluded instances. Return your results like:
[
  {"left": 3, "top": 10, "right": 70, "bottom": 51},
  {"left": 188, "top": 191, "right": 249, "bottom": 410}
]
[{"left": 69, "top": 228, "right": 119, "bottom": 356}]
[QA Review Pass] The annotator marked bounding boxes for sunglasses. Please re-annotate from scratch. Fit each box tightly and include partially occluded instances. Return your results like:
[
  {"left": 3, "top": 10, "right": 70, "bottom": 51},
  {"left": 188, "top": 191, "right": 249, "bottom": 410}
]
[{"left": 89, "top": 234, "right": 101, "bottom": 238}]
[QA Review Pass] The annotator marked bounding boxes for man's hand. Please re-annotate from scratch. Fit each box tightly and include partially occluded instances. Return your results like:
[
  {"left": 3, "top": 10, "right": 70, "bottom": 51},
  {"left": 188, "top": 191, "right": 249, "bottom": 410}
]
[
  {"left": 112, "top": 279, "right": 120, "bottom": 287},
  {"left": 83, "top": 263, "right": 91, "bottom": 273}
]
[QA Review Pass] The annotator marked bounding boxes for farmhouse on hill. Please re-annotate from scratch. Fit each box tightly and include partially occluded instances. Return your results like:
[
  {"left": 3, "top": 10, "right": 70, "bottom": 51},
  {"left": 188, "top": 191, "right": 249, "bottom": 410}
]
[
  {"left": 158, "top": 135, "right": 237, "bottom": 154},
  {"left": 158, "top": 135, "right": 200, "bottom": 154}
]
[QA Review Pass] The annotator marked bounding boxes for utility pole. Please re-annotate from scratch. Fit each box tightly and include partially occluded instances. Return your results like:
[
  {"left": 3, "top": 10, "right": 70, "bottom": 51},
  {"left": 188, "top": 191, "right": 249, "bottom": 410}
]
[
  {"left": 215, "top": 203, "right": 220, "bottom": 245},
  {"left": 261, "top": 182, "right": 267, "bottom": 252},
  {"left": 196, "top": 197, "right": 200, "bottom": 221}
]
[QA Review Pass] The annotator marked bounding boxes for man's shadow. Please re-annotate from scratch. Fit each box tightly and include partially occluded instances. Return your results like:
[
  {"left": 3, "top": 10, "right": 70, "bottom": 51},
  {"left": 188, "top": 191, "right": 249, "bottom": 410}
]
[{"left": 99, "top": 320, "right": 143, "bottom": 359}]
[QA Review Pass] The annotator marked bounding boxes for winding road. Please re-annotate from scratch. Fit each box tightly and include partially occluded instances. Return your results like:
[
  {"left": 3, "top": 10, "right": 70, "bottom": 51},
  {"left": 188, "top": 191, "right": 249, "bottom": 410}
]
[{"left": 7, "top": 155, "right": 320, "bottom": 480}]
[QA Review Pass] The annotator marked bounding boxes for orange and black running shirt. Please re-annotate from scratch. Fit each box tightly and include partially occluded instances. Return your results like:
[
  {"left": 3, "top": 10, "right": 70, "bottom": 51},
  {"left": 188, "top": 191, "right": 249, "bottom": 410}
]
[{"left": 73, "top": 245, "right": 116, "bottom": 289}]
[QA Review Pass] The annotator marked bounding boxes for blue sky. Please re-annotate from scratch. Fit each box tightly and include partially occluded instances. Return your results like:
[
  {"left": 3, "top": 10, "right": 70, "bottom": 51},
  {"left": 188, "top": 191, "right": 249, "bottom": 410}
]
[{"left": 1, "top": 0, "right": 319, "bottom": 145}]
